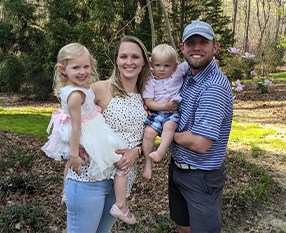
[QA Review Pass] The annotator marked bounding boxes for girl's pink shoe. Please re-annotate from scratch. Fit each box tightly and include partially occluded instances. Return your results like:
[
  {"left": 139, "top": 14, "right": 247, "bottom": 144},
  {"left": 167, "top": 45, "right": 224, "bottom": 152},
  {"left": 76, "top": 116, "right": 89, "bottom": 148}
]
[{"left": 110, "top": 204, "right": 137, "bottom": 225}]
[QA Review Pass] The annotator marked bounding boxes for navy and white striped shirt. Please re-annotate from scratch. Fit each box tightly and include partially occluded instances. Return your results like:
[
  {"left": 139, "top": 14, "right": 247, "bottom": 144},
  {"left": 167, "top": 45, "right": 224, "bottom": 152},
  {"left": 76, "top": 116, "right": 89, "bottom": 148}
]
[{"left": 170, "top": 59, "right": 233, "bottom": 170}]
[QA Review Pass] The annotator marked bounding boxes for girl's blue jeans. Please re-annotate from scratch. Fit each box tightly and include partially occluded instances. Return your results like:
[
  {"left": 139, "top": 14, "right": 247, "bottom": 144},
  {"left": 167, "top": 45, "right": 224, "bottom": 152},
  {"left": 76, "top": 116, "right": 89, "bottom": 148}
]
[{"left": 65, "top": 178, "right": 116, "bottom": 233}]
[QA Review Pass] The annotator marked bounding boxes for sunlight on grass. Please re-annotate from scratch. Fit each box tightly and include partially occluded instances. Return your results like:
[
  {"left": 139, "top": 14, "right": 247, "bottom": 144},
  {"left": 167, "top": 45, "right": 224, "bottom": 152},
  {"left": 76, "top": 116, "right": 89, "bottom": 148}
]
[
  {"left": 0, "top": 107, "right": 285, "bottom": 150},
  {"left": 242, "top": 72, "right": 286, "bottom": 84},
  {"left": 0, "top": 107, "right": 52, "bottom": 139},
  {"left": 271, "top": 72, "right": 286, "bottom": 82},
  {"left": 230, "top": 118, "right": 286, "bottom": 149}
]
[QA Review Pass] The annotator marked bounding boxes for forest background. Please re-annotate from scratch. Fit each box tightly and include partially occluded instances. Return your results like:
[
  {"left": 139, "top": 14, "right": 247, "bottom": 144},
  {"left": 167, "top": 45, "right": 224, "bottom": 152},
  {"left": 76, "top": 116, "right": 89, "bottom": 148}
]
[
  {"left": 0, "top": 0, "right": 285, "bottom": 98},
  {"left": 1, "top": 1, "right": 286, "bottom": 232}
]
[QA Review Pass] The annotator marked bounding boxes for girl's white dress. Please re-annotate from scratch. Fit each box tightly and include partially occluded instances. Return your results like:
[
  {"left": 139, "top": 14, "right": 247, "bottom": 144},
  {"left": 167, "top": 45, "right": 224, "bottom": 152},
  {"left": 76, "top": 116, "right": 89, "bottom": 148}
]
[{"left": 41, "top": 86, "right": 126, "bottom": 180}]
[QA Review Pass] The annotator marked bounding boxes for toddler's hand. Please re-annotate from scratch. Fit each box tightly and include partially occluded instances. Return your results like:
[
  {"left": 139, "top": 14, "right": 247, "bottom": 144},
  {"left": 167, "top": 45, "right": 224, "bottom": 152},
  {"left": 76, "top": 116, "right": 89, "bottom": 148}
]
[
  {"left": 70, "top": 156, "right": 86, "bottom": 176},
  {"left": 164, "top": 97, "right": 178, "bottom": 113}
]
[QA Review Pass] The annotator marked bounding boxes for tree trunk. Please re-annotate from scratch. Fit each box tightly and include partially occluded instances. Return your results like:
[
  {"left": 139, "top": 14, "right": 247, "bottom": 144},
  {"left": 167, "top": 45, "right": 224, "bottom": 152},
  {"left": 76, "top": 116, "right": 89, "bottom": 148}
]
[
  {"left": 232, "top": 0, "right": 238, "bottom": 34},
  {"left": 159, "top": 0, "right": 176, "bottom": 49},
  {"left": 147, "top": 0, "right": 155, "bottom": 50},
  {"left": 245, "top": 0, "right": 251, "bottom": 52},
  {"left": 256, "top": 0, "right": 271, "bottom": 46},
  {"left": 275, "top": 0, "right": 282, "bottom": 40}
]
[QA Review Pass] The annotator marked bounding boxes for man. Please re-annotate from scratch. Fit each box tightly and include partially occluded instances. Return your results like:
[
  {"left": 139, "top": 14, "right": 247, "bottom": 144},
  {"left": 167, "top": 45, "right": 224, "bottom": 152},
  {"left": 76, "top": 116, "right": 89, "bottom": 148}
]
[{"left": 169, "top": 21, "right": 233, "bottom": 233}]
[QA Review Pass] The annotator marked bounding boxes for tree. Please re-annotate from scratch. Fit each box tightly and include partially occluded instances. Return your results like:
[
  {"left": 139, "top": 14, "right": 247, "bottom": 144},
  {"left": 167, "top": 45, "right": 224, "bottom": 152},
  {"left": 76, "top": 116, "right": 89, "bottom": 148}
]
[
  {"left": 233, "top": 0, "right": 238, "bottom": 34},
  {"left": 147, "top": 0, "right": 155, "bottom": 50},
  {"left": 244, "top": 0, "right": 251, "bottom": 52}
]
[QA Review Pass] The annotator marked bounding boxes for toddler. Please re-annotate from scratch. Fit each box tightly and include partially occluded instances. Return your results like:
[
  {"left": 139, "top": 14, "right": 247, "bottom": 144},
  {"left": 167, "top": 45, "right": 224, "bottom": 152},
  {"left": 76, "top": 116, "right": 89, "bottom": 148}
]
[{"left": 142, "top": 44, "right": 189, "bottom": 179}]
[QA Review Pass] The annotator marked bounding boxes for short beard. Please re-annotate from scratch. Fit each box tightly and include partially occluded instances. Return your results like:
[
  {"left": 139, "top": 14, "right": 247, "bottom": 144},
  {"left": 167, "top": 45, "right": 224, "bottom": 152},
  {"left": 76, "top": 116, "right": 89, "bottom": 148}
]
[{"left": 185, "top": 54, "right": 213, "bottom": 71}]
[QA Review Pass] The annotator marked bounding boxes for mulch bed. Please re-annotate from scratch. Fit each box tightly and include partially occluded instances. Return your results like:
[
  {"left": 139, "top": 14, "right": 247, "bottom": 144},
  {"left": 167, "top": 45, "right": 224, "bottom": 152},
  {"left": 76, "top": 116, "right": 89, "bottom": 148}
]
[{"left": 0, "top": 80, "right": 286, "bottom": 232}]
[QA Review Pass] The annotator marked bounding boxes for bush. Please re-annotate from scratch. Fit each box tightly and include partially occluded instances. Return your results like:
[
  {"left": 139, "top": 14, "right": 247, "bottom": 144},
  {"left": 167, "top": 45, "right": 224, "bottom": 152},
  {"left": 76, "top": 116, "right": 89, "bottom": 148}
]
[
  {"left": 0, "top": 55, "right": 25, "bottom": 92},
  {"left": 8, "top": 148, "right": 36, "bottom": 171},
  {"left": 0, "top": 202, "right": 51, "bottom": 233},
  {"left": 0, "top": 173, "right": 47, "bottom": 198},
  {"left": 255, "top": 40, "right": 286, "bottom": 74}
]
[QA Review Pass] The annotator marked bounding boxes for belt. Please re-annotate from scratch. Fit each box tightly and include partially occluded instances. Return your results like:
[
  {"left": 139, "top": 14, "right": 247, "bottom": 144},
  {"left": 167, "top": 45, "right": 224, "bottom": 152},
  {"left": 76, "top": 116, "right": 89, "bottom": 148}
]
[{"left": 174, "top": 160, "right": 198, "bottom": 170}]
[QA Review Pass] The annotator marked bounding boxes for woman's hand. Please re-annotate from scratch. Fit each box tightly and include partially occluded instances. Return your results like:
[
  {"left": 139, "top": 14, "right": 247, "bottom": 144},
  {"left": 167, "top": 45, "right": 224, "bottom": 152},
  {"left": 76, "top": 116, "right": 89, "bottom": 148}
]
[{"left": 114, "top": 147, "right": 139, "bottom": 175}]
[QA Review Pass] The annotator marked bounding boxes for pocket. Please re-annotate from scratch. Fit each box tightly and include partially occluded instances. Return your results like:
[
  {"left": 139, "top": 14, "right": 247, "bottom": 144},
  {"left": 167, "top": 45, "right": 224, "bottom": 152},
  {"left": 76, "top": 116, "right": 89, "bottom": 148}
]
[{"left": 203, "top": 168, "right": 227, "bottom": 195}]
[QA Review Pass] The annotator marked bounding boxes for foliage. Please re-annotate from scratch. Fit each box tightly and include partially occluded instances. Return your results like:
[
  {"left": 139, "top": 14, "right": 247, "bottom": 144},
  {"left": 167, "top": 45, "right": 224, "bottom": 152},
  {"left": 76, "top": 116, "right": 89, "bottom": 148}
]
[
  {"left": 0, "top": 202, "right": 51, "bottom": 233},
  {"left": 0, "top": 173, "right": 47, "bottom": 198},
  {"left": 251, "top": 145, "right": 265, "bottom": 158},
  {"left": 0, "top": 54, "right": 25, "bottom": 92},
  {"left": 223, "top": 154, "right": 272, "bottom": 221},
  {"left": 220, "top": 48, "right": 257, "bottom": 81},
  {"left": 8, "top": 148, "right": 36, "bottom": 171},
  {"left": 0, "top": 0, "right": 236, "bottom": 98},
  {"left": 256, "top": 82, "right": 269, "bottom": 94},
  {"left": 255, "top": 40, "right": 286, "bottom": 74}
]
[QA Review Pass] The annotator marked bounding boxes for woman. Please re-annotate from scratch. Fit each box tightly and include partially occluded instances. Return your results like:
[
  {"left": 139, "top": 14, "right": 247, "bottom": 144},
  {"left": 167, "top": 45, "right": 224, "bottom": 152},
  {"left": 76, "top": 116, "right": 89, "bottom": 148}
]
[{"left": 64, "top": 36, "right": 150, "bottom": 233}]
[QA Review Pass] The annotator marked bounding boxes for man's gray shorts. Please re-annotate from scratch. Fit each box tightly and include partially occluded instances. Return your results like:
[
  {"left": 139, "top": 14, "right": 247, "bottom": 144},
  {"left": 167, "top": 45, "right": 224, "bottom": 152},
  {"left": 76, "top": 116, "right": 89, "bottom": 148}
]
[{"left": 168, "top": 157, "right": 227, "bottom": 233}]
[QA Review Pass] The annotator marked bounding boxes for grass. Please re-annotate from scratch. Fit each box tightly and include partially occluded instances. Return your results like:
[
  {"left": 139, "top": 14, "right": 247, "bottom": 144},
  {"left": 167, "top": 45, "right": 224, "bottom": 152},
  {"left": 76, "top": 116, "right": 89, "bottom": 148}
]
[
  {"left": 230, "top": 118, "right": 286, "bottom": 149},
  {"left": 271, "top": 72, "right": 286, "bottom": 82},
  {"left": 242, "top": 71, "right": 286, "bottom": 83},
  {"left": 0, "top": 107, "right": 52, "bottom": 139}
]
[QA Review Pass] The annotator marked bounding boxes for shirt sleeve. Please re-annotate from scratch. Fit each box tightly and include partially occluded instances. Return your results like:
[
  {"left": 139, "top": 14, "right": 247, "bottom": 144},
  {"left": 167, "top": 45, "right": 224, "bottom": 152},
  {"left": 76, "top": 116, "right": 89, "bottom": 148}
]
[
  {"left": 143, "top": 77, "right": 155, "bottom": 99},
  {"left": 175, "top": 61, "right": 190, "bottom": 77},
  {"left": 191, "top": 84, "right": 232, "bottom": 141}
]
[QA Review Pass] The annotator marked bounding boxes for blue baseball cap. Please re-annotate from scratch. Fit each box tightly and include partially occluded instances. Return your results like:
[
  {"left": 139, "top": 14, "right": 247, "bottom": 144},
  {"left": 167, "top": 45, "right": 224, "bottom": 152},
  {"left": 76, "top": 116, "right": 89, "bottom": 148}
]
[{"left": 182, "top": 21, "right": 216, "bottom": 43}]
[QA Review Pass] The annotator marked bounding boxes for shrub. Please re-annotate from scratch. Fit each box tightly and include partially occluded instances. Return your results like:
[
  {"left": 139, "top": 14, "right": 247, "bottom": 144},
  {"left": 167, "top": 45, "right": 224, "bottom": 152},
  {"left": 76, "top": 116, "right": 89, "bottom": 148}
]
[
  {"left": 0, "top": 173, "right": 47, "bottom": 198},
  {"left": 0, "top": 55, "right": 25, "bottom": 92},
  {"left": 0, "top": 202, "right": 51, "bottom": 233},
  {"left": 255, "top": 40, "right": 286, "bottom": 74},
  {"left": 8, "top": 148, "right": 36, "bottom": 171}
]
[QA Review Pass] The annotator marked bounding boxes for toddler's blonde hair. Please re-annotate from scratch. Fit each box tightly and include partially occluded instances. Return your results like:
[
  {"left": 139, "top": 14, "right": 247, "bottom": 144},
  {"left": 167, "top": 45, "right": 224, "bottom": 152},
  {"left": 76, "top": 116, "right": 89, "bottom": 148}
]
[
  {"left": 151, "top": 44, "right": 178, "bottom": 63},
  {"left": 53, "top": 43, "right": 98, "bottom": 97}
]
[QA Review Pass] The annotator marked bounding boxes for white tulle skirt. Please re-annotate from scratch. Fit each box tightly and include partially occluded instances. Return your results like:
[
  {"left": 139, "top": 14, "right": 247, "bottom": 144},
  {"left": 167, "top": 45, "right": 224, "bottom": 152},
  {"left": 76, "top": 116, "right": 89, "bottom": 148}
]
[{"left": 41, "top": 113, "right": 126, "bottom": 180}]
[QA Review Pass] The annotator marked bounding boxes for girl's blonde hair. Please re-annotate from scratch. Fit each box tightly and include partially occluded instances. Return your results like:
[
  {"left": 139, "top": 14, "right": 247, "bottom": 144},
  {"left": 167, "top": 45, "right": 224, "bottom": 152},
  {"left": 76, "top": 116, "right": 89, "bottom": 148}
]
[
  {"left": 151, "top": 44, "right": 178, "bottom": 63},
  {"left": 110, "top": 36, "right": 150, "bottom": 98},
  {"left": 53, "top": 43, "right": 98, "bottom": 97}
]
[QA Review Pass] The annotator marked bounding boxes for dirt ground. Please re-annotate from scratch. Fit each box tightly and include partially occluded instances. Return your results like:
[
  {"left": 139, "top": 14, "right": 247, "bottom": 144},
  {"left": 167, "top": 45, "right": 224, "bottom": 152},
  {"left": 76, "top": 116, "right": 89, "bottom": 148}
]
[{"left": 0, "top": 80, "right": 286, "bottom": 232}]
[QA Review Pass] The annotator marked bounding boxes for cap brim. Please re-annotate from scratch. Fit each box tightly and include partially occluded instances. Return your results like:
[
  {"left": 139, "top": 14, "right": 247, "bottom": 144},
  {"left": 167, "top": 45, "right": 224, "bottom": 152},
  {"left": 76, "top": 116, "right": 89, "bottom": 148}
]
[{"left": 182, "top": 32, "right": 214, "bottom": 43}]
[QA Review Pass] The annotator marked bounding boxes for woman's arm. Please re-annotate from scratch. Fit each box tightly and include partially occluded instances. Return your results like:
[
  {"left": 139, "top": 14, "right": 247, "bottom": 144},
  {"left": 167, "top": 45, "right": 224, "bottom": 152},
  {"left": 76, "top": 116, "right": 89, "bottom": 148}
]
[
  {"left": 145, "top": 98, "right": 178, "bottom": 113},
  {"left": 68, "top": 91, "right": 87, "bottom": 175},
  {"left": 114, "top": 147, "right": 141, "bottom": 175}
]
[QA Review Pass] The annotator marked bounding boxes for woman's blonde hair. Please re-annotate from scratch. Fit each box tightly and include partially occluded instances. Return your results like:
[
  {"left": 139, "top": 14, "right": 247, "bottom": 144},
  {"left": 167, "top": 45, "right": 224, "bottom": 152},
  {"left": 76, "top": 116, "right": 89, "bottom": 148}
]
[
  {"left": 53, "top": 43, "right": 98, "bottom": 97},
  {"left": 110, "top": 36, "right": 150, "bottom": 98},
  {"left": 151, "top": 44, "right": 178, "bottom": 63}
]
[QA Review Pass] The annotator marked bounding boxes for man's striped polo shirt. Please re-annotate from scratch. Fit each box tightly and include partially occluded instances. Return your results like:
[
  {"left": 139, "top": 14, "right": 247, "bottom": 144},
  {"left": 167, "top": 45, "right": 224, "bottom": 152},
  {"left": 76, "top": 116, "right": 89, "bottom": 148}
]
[{"left": 170, "top": 59, "right": 233, "bottom": 170}]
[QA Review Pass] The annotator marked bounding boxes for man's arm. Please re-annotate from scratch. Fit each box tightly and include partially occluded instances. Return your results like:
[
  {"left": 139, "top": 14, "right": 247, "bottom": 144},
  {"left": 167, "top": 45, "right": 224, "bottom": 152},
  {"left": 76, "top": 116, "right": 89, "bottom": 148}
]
[{"left": 173, "top": 131, "right": 213, "bottom": 154}]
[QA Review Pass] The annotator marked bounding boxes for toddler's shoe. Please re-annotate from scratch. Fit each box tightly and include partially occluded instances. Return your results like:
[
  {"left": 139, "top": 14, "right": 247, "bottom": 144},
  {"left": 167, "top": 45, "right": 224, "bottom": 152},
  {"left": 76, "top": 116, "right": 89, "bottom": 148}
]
[{"left": 110, "top": 204, "right": 137, "bottom": 225}]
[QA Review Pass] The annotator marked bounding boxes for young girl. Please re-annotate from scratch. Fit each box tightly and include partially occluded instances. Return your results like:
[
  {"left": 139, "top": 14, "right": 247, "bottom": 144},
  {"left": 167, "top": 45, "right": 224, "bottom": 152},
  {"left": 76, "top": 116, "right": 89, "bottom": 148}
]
[
  {"left": 41, "top": 43, "right": 136, "bottom": 225},
  {"left": 142, "top": 44, "right": 189, "bottom": 180}
]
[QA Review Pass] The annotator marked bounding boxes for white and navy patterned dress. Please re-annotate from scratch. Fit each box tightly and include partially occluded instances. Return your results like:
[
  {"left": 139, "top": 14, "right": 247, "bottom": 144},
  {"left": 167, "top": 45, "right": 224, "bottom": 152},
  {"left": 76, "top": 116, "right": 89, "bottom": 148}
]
[{"left": 65, "top": 92, "right": 147, "bottom": 196}]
